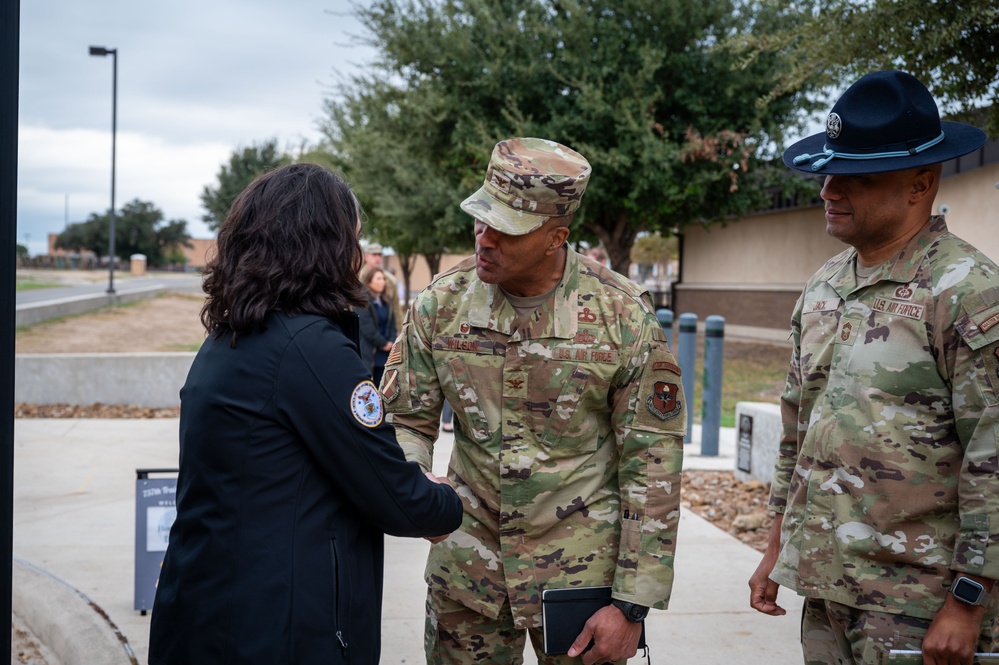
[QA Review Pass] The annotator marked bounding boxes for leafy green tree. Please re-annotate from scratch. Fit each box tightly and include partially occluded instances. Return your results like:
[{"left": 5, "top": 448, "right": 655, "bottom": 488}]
[
  {"left": 730, "top": 0, "right": 999, "bottom": 135},
  {"left": 55, "top": 199, "right": 191, "bottom": 268},
  {"left": 200, "top": 139, "right": 286, "bottom": 232},
  {"left": 323, "top": 76, "right": 475, "bottom": 295},
  {"left": 324, "top": 0, "right": 818, "bottom": 272},
  {"left": 631, "top": 232, "right": 678, "bottom": 288},
  {"left": 16, "top": 244, "right": 29, "bottom": 262}
]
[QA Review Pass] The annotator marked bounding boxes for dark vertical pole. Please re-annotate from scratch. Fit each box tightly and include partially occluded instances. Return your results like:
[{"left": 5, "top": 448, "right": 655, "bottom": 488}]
[
  {"left": 655, "top": 308, "right": 673, "bottom": 348},
  {"left": 677, "top": 313, "right": 698, "bottom": 444},
  {"left": 107, "top": 49, "right": 117, "bottom": 294},
  {"left": 700, "top": 315, "right": 725, "bottom": 456},
  {"left": 1, "top": 0, "right": 19, "bottom": 656}
]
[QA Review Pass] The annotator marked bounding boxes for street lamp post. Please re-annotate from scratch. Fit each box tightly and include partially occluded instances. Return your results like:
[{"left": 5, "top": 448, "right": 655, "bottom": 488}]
[{"left": 89, "top": 45, "right": 117, "bottom": 295}]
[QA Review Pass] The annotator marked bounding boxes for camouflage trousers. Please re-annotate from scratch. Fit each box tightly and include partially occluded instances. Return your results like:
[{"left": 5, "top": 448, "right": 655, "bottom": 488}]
[
  {"left": 424, "top": 588, "right": 628, "bottom": 665},
  {"left": 801, "top": 597, "right": 998, "bottom": 664}
]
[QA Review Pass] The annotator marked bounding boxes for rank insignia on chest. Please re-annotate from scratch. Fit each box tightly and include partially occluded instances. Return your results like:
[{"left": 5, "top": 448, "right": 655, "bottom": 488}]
[
  {"left": 504, "top": 371, "right": 528, "bottom": 398},
  {"left": 840, "top": 321, "right": 854, "bottom": 342},
  {"left": 646, "top": 381, "right": 682, "bottom": 421}
]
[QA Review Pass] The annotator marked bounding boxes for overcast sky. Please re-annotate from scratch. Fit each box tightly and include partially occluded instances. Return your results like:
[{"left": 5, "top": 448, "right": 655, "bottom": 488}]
[{"left": 17, "top": 0, "right": 375, "bottom": 256}]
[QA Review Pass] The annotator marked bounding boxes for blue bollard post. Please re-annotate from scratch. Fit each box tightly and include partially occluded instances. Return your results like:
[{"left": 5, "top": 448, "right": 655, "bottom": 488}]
[
  {"left": 655, "top": 308, "right": 674, "bottom": 348},
  {"left": 701, "top": 315, "right": 725, "bottom": 456},
  {"left": 677, "top": 313, "right": 697, "bottom": 444}
]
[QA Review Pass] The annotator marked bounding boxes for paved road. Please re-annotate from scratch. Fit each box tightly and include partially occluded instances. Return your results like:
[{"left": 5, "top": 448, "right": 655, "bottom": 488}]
[{"left": 15, "top": 273, "right": 203, "bottom": 306}]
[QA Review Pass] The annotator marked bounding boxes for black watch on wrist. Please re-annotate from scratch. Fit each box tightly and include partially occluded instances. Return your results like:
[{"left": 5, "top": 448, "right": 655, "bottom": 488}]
[
  {"left": 611, "top": 599, "right": 649, "bottom": 623},
  {"left": 951, "top": 577, "right": 989, "bottom": 607}
]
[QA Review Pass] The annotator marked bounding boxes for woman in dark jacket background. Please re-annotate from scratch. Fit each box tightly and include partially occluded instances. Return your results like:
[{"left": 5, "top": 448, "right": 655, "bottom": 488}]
[
  {"left": 148, "top": 163, "right": 462, "bottom": 665},
  {"left": 357, "top": 266, "right": 396, "bottom": 384}
]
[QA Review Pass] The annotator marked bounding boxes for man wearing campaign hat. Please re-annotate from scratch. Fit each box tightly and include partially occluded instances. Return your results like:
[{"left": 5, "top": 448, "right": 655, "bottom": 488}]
[
  {"left": 381, "top": 137, "right": 686, "bottom": 664},
  {"left": 749, "top": 70, "right": 999, "bottom": 663}
]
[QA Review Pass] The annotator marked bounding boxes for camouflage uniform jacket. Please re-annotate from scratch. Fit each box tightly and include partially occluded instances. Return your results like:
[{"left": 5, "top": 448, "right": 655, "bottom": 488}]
[
  {"left": 769, "top": 216, "right": 999, "bottom": 619},
  {"left": 381, "top": 248, "right": 685, "bottom": 626}
]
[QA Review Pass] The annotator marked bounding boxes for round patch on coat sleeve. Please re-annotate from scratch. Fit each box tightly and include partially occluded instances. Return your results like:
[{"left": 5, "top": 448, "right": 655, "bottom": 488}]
[{"left": 350, "top": 380, "right": 384, "bottom": 428}]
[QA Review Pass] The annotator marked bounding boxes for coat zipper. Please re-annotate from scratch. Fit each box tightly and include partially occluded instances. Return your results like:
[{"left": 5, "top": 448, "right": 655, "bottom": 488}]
[{"left": 330, "top": 537, "right": 348, "bottom": 655}]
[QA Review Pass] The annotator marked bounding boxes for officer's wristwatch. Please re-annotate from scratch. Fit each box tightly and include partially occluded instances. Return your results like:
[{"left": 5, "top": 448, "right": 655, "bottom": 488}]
[
  {"left": 611, "top": 599, "right": 649, "bottom": 623},
  {"left": 951, "top": 577, "right": 989, "bottom": 607}
]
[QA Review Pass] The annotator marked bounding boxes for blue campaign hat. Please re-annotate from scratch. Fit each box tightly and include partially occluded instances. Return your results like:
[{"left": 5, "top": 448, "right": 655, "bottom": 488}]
[{"left": 784, "top": 70, "right": 986, "bottom": 175}]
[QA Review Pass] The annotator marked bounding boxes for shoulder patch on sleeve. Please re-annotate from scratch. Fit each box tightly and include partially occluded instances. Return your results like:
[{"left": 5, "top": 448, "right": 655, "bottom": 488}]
[
  {"left": 632, "top": 340, "right": 686, "bottom": 434},
  {"left": 350, "top": 380, "right": 384, "bottom": 428},
  {"left": 646, "top": 380, "right": 683, "bottom": 421},
  {"left": 380, "top": 368, "right": 399, "bottom": 403}
]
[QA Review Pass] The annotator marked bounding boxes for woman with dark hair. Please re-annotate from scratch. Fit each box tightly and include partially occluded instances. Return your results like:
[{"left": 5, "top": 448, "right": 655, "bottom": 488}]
[
  {"left": 148, "top": 163, "right": 462, "bottom": 665},
  {"left": 357, "top": 266, "right": 396, "bottom": 385}
]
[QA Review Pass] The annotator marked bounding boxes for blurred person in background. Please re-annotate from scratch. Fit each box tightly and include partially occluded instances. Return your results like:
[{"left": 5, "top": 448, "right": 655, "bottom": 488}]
[
  {"left": 361, "top": 241, "right": 404, "bottom": 324},
  {"left": 358, "top": 266, "right": 397, "bottom": 385}
]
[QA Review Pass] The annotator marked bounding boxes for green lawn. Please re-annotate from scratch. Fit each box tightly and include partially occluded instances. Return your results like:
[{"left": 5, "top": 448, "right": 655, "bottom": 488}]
[
  {"left": 686, "top": 340, "right": 791, "bottom": 428},
  {"left": 15, "top": 279, "right": 62, "bottom": 291}
]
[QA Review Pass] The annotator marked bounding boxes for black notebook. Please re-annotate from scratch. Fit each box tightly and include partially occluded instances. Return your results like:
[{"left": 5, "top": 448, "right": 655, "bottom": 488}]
[{"left": 541, "top": 586, "right": 647, "bottom": 656}]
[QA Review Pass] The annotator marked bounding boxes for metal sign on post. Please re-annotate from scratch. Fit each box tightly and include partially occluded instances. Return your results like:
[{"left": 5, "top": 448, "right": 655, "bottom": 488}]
[
  {"left": 135, "top": 468, "right": 178, "bottom": 614},
  {"left": 737, "top": 413, "right": 753, "bottom": 474}
]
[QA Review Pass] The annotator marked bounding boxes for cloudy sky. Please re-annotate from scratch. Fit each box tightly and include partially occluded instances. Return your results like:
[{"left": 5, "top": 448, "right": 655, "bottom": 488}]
[{"left": 18, "top": 0, "right": 375, "bottom": 256}]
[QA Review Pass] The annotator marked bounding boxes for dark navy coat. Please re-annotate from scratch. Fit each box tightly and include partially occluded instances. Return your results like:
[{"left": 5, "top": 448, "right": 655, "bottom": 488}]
[
  {"left": 148, "top": 312, "right": 461, "bottom": 665},
  {"left": 357, "top": 295, "right": 396, "bottom": 375}
]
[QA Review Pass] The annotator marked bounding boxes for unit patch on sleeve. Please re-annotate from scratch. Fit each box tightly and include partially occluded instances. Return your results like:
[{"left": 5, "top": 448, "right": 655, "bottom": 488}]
[
  {"left": 350, "top": 380, "right": 384, "bottom": 428},
  {"left": 647, "top": 381, "right": 682, "bottom": 421},
  {"left": 631, "top": 340, "right": 686, "bottom": 434},
  {"left": 380, "top": 368, "right": 399, "bottom": 403}
]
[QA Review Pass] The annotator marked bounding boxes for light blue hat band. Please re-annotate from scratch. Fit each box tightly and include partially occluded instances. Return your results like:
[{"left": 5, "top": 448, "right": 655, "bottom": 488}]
[{"left": 792, "top": 131, "right": 946, "bottom": 171}]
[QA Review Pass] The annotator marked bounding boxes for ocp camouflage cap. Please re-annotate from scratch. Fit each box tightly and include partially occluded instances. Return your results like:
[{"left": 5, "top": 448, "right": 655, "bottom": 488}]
[{"left": 460, "top": 137, "right": 591, "bottom": 236}]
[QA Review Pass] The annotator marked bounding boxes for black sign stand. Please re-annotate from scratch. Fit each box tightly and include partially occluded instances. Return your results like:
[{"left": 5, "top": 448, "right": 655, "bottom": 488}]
[{"left": 135, "top": 468, "right": 178, "bottom": 615}]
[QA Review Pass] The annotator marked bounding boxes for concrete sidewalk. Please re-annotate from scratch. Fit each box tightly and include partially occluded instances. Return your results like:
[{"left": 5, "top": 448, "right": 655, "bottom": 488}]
[{"left": 13, "top": 419, "right": 802, "bottom": 664}]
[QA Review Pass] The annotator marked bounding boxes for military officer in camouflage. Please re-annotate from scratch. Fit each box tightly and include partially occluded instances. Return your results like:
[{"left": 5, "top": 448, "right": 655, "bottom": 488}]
[
  {"left": 380, "top": 137, "right": 686, "bottom": 664},
  {"left": 749, "top": 70, "right": 999, "bottom": 664}
]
